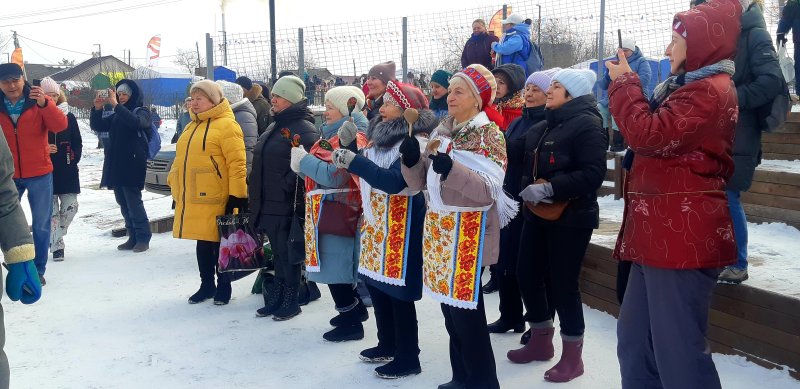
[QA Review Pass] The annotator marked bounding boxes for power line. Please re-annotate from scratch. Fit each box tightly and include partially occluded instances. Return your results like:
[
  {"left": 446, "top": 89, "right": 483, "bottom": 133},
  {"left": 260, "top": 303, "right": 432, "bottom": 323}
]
[
  {"left": 0, "top": 0, "right": 124, "bottom": 21},
  {"left": 16, "top": 34, "right": 92, "bottom": 56},
  {"left": 0, "top": 0, "right": 188, "bottom": 28},
  {"left": 17, "top": 37, "right": 55, "bottom": 64}
]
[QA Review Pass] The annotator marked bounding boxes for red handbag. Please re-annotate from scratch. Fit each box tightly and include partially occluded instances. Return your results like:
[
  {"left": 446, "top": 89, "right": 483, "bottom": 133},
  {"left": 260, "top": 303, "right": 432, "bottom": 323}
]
[{"left": 316, "top": 192, "right": 361, "bottom": 237}]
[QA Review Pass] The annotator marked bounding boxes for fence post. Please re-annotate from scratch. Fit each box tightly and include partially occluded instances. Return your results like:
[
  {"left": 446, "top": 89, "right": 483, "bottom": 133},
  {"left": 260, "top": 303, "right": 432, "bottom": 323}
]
[
  {"left": 205, "top": 33, "right": 215, "bottom": 81},
  {"left": 503, "top": 4, "right": 507, "bottom": 19},
  {"left": 596, "top": 0, "right": 606, "bottom": 96},
  {"left": 269, "top": 0, "right": 277, "bottom": 85},
  {"left": 298, "top": 28, "right": 305, "bottom": 80},
  {"left": 402, "top": 17, "right": 408, "bottom": 83}
]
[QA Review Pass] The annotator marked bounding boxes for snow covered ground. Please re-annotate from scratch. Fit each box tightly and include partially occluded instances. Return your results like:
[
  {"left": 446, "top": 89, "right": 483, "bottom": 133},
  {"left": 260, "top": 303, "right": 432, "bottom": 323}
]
[{"left": 3, "top": 122, "right": 798, "bottom": 388}]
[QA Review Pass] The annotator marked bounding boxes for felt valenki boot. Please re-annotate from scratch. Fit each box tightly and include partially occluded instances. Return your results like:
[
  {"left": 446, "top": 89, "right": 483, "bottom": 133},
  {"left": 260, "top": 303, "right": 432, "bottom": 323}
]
[
  {"left": 544, "top": 336, "right": 584, "bottom": 383},
  {"left": 506, "top": 325, "right": 555, "bottom": 363}
]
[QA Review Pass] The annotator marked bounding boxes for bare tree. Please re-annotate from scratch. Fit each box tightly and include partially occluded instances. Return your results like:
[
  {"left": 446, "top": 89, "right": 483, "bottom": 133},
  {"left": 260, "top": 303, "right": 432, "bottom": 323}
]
[{"left": 173, "top": 48, "right": 204, "bottom": 75}]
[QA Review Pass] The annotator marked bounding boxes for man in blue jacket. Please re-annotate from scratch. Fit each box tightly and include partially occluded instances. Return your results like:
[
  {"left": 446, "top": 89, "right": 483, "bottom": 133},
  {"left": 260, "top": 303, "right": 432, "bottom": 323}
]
[
  {"left": 492, "top": 14, "right": 535, "bottom": 75},
  {"left": 597, "top": 38, "right": 652, "bottom": 151},
  {"left": 777, "top": 0, "right": 800, "bottom": 94}
]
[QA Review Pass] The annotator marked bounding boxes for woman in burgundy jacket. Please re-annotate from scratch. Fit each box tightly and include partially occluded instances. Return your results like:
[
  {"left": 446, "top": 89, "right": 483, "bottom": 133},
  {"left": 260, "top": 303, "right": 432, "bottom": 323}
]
[{"left": 605, "top": 0, "right": 741, "bottom": 388}]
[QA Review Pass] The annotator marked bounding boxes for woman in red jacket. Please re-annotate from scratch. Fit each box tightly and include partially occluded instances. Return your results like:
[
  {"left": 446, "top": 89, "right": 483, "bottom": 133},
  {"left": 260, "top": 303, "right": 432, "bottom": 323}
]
[{"left": 605, "top": 0, "right": 740, "bottom": 387}]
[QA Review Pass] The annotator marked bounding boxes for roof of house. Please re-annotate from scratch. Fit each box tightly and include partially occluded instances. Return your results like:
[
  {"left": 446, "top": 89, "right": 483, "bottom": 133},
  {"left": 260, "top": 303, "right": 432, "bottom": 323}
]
[
  {"left": 50, "top": 55, "right": 134, "bottom": 82},
  {"left": 24, "top": 64, "right": 67, "bottom": 81}
]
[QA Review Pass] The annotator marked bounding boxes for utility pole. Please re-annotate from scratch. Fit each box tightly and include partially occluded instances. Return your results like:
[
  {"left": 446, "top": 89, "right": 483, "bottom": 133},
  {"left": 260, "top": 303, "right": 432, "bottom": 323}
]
[
  {"left": 94, "top": 44, "right": 102, "bottom": 58},
  {"left": 269, "top": 0, "right": 277, "bottom": 85},
  {"left": 11, "top": 31, "right": 19, "bottom": 49},
  {"left": 196, "top": 41, "right": 201, "bottom": 75}
]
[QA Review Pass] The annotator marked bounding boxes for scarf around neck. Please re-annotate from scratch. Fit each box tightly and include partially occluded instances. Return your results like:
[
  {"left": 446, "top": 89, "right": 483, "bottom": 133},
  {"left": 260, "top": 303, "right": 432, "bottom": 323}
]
[{"left": 651, "top": 59, "right": 735, "bottom": 107}]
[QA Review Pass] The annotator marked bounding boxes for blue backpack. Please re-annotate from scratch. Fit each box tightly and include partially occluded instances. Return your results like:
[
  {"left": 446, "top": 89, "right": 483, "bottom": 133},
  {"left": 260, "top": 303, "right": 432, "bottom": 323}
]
[
  {"left": 518, "top": 37, "right": 544, "bottom": 75},
  {"left": 133, "top": 107, "right": 161, "bottom": 159}
]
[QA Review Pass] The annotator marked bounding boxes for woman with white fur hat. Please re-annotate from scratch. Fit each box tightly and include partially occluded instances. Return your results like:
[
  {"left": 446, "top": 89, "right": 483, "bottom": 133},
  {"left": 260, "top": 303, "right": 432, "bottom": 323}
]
[{"left": 506, "top": 68, "right": 606, "bottom": 383}]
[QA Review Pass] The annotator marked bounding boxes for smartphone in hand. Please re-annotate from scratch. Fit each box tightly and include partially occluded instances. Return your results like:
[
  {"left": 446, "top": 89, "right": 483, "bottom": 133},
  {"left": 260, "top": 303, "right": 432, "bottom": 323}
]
[{"left": 32, "top": 79, "right": 41, "bottom": 87}]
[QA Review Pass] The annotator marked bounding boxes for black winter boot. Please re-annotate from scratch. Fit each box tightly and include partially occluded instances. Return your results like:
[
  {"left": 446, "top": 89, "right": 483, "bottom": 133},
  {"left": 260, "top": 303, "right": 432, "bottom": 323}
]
[
  {"left": 323, "top": 323, "right": 364, "bottom": 342},
  {"left": 359, "top": 346, "right": 395, "bottom": 363},
  {"left": 188, "top": 282, "right": 216, "bottom": 304},
  {"left": 329, "top": 298, "right": 369, "bottom": 327},
  {"left": 273, "top": 284, "right": 301, "bottom": 321},
  {"left": 374, "top": 355, "right": 422, "bottom": 379},
  {"left": 256, "top": 278, "right": 283, "bottom": 317},
  {"left": 117, "top": 230, "right": 136, "bottom": 250},
  {"left": 487, "top": 318, "right": 525, "bottom": 334},
  {"left": 213, "top": 281, "right": 232, "bottom": 305}
]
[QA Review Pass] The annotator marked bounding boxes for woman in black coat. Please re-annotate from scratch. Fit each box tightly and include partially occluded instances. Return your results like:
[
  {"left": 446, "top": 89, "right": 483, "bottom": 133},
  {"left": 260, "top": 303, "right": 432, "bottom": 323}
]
[
  {"left": 46, "top": 87, "right": 82, "bottom": 261},
  {"left": 507, "top": 69, "right": 606, "bottom": 383},
  {"left": 489, "top": 68, "right": 559, "bottom": 341},
  {"left": 249, "top": 76, "right": 319, "bottom": 321},
  {"left": 90, "top": 79, "right": 152, "bottom": 252}
]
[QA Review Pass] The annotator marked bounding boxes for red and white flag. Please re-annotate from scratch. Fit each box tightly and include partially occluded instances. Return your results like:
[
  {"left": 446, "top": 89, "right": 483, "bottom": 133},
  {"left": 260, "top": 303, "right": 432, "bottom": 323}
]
[{"left": 147, "top": 35, "right": 161, "bottom": 67}]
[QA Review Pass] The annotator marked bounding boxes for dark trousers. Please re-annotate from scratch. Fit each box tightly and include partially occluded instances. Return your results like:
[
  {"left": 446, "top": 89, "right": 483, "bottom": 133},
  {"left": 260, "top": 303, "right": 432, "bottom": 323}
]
[
  {"left": 517, "top": 219, "right": 591, "bottom": 336},
  {"left": 441, "top": 293, "right": 499, "bottom": 389},
  {"left": 794, "top": 41, "right": 800, "bottom": 95},
  {"left": 496, "top": 215, "right": 524, "bottom": 323},
  {"left": 261, "top": 215, "right": 301, "bottom": 289},
  {"left": 618, "top": 263, "right": 722, "bottom": 389},
  {"left": 367, "top": 284, "right": 420, "bottom": 360},
  {"left": 498, "top": 272, "right": 524, "bottom": 324},
  {"left": 196, "top": 240, "right": 231, "bottom": 285},
  {"left": 329, "top": 283, "right": 358, "bottom": 310},
  {"left": 113, "top": 186, "right": 151, "bottom": 244}
]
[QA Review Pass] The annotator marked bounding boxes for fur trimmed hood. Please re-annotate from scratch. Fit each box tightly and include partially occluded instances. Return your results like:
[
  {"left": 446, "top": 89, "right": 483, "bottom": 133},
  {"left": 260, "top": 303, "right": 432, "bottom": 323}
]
[
  {"left": 366, "top": 109, "right": 438, "bottom": 148},
  {"left": 244, "top": 83, "right": 266, "bottom": 102}
]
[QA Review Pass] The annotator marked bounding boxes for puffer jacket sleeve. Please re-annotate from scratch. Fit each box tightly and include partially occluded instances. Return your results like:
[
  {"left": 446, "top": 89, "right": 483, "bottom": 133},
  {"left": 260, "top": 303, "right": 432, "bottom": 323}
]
[
  {"left": 400, "top": 155, "right": 430, "bottom": 192},
  {"left": 492, "top": 34, "right": 523, "bottom": 55},
  {"left": 222, "top": 121, "right": 248, "bottom": 198},
  {"left": 778, "top": 1, "right": 800, "bottom": 34},
  {"left": 608, "top": 72, "right": 724, "bottom": 158},
  {"left": 89, "top": 108, "right": 110, "bottom": 133},
  {"left": 235, "top": 109, "right": 259, "bottom": 174},
  {"left": 299, "top": 154, "right": 350, "bottom": 189},
  {"left": 348, "top": 156, "right": 408, "bottom": 194},
  {"left": 635, "top": 58, "right": 653, "bottom": 98},
  {"left": 0, "top": 135, "right": 34, "bottom": 264},
  {"left": 737, "top": 29, "right": 784, "bottom": 111}
]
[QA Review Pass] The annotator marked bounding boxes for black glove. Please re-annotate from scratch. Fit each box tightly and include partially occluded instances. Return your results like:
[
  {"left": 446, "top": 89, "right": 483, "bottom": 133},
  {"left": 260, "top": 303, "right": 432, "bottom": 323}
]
[
  {"left": 777, "top": 33, "right": 787, "bottom": 47},
  {"left": 399, "top": 135, "right": 420, "bottom": 167},
  {"left": 225, "top": 195, "right": 249, "bottom": 215},
  {"left": 429, "top": 153, "right": 453, "bottom": 180}
]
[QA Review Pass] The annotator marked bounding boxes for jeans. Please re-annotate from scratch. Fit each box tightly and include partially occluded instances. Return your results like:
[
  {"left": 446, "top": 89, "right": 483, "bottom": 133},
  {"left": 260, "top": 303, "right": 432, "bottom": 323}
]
[
  {"left": 113, "top": 186, "right": 151, "bottom": 244},
  {"left": 15, "top": 173, "right": 53, "bottom": 276},
  {"left": 50, "top": 194, "right": 79, "bottom": 252},
  {"left": 725, "top": 190, "right": 748, "bottom": 269}
]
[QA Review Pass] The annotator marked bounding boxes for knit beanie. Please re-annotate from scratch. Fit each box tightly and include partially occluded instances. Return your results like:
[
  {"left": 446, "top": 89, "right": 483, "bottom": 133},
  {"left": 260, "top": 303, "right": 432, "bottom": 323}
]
[
  {"left": 272, "top": 75, "right": 305, "bottom": 104},
  {"left": 621, "top": 37, "right": 636, "bottom": 51},
  {"left": 383, "top": 81, "right": 429, "bottom": 110},
  {"left": 368, "top": 61, "right": 396, "bottom": 85},
  {"left": 40, "top": 77, "right": 60, "bottom": 94},
  {"left": 552, "top": 69, "right": 596, "bottom": 98},
  {"left": 190, "top": 79, "right": 224, "bottom": 105},
  {"left": 325, "top": 86, "right": 366, "bottom": 116},
  {"left": 235, "top": 76, "right": 253, "bottom": 91},
  {"left": 451, "top": 64, "right": 496, "bottom": 110},
  {"left": 525, "top": 67, "right": 561, "bottom": 92},
  {"left": 217, "top": 80, "right": 244, "bottom": 105},
  {"left": 116, "top": 83, "right": 133, "bottom": 96},
  {"left": 430, "top": 69, "right": 452, "bottom": 89}
]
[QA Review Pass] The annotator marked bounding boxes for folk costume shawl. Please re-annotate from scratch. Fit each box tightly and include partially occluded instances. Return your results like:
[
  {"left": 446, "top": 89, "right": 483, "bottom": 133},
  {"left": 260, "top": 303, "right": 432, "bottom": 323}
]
[
  {"left": 423, "top": 111, "right": 519, "bottom": 309},
  {"left": 303, "top": 132, "right": 368, "bottom": 272}
]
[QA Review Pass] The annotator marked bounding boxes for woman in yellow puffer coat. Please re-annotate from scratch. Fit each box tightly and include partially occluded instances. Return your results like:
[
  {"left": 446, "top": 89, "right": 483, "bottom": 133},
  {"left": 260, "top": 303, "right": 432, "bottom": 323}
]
[{"left": 168, "top": 80, "right": 248, "bottom": 306}]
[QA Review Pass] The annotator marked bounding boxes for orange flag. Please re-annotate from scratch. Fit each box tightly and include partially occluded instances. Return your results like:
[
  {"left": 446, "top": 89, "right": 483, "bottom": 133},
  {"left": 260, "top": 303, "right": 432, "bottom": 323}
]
[{"left": 10, "top": 47, "right": 23, "bottom": 68}]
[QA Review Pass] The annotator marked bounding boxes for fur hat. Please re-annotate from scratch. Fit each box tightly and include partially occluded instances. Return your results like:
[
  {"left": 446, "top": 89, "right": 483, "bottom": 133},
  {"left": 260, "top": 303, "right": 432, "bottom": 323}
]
[
  {"left": 40, "top": 77, "right": 60, "bottom": 94},
  {"left": 190, "top": 80, "right": 224, "bottom": 105},
  {"left": 430, "top": 70, "right": 452, "bottom": 89},
  {"left": 217, "top": 80, "right": 244, "bottom": 105},
  {"left": 383, "top": 81, "right": 429, "bottom": 110},
  {"left": 235, "top": 76, "right": 253, "bottom": 91},
  {"left": 272, "top": 75, "right": 305, "bottom": 104},
  {"left": 451, "top": 64, "right": 497, "bottom": 110},
  {"left": 552, "top": 69, "right": 596, "bottom": 98},
  {"left": 325, "top": 86, "right": 366, "bottom": 117},
  {"left": 525, "top": 68, "right": 561, "bottom": 92},
  {"left": 368, "top": 61, "right": 396, "bottom": 85}
]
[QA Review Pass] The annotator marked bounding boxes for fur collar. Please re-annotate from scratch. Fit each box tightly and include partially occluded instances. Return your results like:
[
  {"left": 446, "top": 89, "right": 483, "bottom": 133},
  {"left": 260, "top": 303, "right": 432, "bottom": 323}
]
[
  {"left": 244, "top": 84, "right": 265, "bottom": 102},
  {"left": 366, "top": 109, "right": 438, "bottom": 148}
]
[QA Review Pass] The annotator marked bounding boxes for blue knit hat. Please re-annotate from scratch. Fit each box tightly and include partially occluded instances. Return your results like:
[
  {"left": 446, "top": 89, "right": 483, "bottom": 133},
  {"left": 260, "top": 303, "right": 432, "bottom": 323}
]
[
  {"left": 552, "top": 69, "right": 596, "bottom": 97},
  {"left": 430, "top": 69, "right": 452, "bottom": 89},
  {"left": 525, "top": 67, "right": 561, "bottom": 92}
]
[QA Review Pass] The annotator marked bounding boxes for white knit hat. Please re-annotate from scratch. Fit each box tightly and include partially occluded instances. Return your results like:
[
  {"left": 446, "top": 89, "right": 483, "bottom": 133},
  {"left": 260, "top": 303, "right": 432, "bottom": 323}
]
[
  {"left": 40, "top": 77, "right": 60, "bottom": 94},
  {"left": 552, "top": 69, "right": 597, "bottom": 98},
  {"left": 621, "top": 37, "right": 636, "bottom": 51},
  {"left": 216, "top": 80, "right": 244, "bottom": 105},
  {"left": 324, "top": 86, "right": 365, "bottom": 117}
]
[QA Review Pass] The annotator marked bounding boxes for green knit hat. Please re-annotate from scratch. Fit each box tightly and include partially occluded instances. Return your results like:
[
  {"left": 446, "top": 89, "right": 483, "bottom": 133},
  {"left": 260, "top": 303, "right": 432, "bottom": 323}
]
[
  {"left": 430, "top": 69, "right": 452, "bottom": 89},
  {"left": 272, "top": 75, "right": 305, "bottom": 104}
]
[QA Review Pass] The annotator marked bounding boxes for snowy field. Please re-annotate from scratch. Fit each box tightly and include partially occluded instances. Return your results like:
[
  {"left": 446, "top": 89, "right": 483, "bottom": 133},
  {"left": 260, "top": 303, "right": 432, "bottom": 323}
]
[{"left": 2, "top": 121, "right": 799, "bottom": 388}]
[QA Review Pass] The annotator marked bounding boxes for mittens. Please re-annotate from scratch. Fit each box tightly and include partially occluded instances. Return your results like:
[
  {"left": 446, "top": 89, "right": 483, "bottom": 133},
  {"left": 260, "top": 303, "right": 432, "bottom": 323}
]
[
  {"left": 290, "top": 146, "right": 308, "bottom": 173},
  {"left": 332, "top": 149, "right": 357, "bottom": 169},
  {"left": 399, "top": 135, "right": 420, "bottom": 167},
  {"left": 337, "top": 120, "right": 358, "bottom": 147},
  {"left": 429, "top": 153, "right": 453, "bottom": 180},
  {"left": 225, "top": 195, "right": 249, "bottom": 215},
  {"left": 5, "top": 261, "right": 42, "bottom": 304},
  {"left": 519, "top": 183, "right": 554, "bottom": 205}
]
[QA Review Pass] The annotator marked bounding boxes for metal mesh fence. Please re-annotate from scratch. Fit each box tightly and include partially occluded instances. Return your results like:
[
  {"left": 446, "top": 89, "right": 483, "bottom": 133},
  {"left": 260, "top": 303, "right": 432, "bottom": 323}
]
[{"left": 211, "top": 0, "right": 788, "bottom": 105}]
